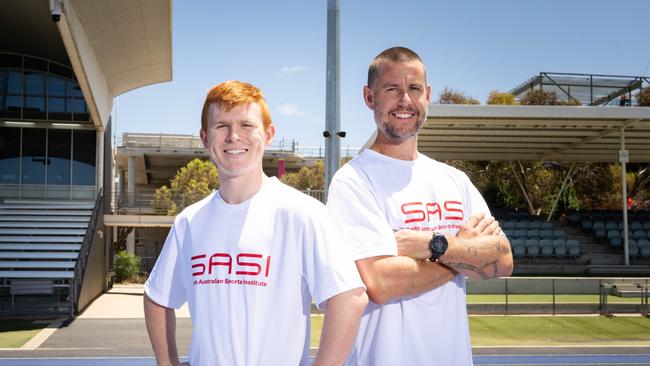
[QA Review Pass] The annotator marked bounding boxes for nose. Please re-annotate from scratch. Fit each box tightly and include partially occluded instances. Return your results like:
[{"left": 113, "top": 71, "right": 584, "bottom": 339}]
[
  {"left": 225, "top": 126, "right": 241, "bottom": 142},
  {"left": 397, "top": 90, "right": 412, "bottom": 107}
]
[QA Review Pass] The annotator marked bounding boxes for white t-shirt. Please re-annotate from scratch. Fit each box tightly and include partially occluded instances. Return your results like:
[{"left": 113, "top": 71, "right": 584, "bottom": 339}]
[
  {"left": 327, "top": 149, "right": 491, "bottom": 366},
  {"left": 145, "top": 177, "right": 364, "bottom": 366}
]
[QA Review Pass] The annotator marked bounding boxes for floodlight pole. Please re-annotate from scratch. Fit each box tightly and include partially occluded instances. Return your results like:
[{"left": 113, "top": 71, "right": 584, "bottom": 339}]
[
  {"left": 620, "top": 127, "right": 630, "bottom": 266},
  {"left": 324, "top": 0, "right": 341, "bottom": 196}
]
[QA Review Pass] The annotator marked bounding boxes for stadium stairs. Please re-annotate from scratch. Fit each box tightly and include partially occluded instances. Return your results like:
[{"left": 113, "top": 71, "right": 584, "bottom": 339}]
[
  {"left": 0, "top": 199, "right": 95, "bottom": 314},
  {"left": 497, "top": 208, "right": 650, "bottom": 276}
]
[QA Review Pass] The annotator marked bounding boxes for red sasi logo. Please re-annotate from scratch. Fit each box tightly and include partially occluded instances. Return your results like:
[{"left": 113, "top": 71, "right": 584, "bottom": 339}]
[
  {"left": 191, "top": 253, "right": 271, "bottom": 277},
  {"left": 401, "top": 200, "right": 464, "bottom": 224}
]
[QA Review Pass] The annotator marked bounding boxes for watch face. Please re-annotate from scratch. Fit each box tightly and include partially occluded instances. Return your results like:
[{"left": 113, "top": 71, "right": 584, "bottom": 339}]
[{"left": 433, "top": 235, "right": 448, "bottom": 253}]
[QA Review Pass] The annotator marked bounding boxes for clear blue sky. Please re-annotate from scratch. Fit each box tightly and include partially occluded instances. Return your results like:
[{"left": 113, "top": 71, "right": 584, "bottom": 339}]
[{"left": 115, "top": 0, "right": 650, "bottom": 149}]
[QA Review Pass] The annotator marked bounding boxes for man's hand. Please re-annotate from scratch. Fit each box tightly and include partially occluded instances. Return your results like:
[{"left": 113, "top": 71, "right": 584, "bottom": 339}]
[
  {"left": 457, "top": 212, "right": 502, "bottom": 239},
  {"left": 396, "top": 213, "right": 501, "bottom": 260}
]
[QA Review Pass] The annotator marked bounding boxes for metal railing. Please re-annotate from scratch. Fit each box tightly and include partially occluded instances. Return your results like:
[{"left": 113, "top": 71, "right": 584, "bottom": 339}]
[
  {"left": 117, "top": 133, "right": 360, "bottom": 158},
  {"left": 467, "top": 277, "right": 650, "bottom": 315},
  {"left": 73, "top": 188, "right": 104, "bottom": 314},
  {"left": 108, "top": 189, "right": 329, "bottom": 215}
]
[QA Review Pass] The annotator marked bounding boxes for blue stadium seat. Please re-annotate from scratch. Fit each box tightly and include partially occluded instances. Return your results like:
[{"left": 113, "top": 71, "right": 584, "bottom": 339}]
[
  {"left": 540, "top": 222, "right": 553, "bottom": 230},
  {"left": 528, "top": 221, "right": 541, "bottom": 230},
  {"left": 554, "top": 245, "right": 568, "bottom": 256},
  {"left": 640, "top": 246, "right": 650, "bottom": 258},
  {"left": 638, "top": 239, "right": 650, "bottom": 248},
  {"left": 525, "top": 239, "right": 540, "bottom": 257},
  {"left": 539, "top": 239, "right": 553, "bottom": 256},
  {"left": 634, "top": 230, "right": 648, "bottom": 240},
  {"left": 605, "top": 221, "right": 618, "bottom": 231},
  {"left": 567, "top": 239, "right": 580, "bottom": 248},
  {"left": 607, "top": 229, "right": 621, "bottom": 239},
  {"left": 567, "top": 212, "right": 580, "bottom": 224},
  {"left": 539, "top": 229, "right": 553, "bottom": 240},
  {"left": 568, "top": 245, "right": 581, "bottom": 257},
  {"left": 553, "top": 229, "right": 566, "bottom": 238},
  {"left": 593, "top": 221, "right": 606, "bottom": 230},
  {"left": 502, "top": 221, "right": 516, "bottom": 230},
  {"left": 629, "top": 244, "right": 640, "bottom": 257},
  {"left": 552, "top": 238, "right": 566, "bottom": 247},
  {"left": 643, "top": 222, "right": 650, "bottom": 231},
  {"left": 630, "top": 222, "right": 643, "bottom": 231},
  {"left": 514, "top": 229, "right": 527, "bottom": 239},
  {"left": 609, "top": 236, "right": 622, "bottom": 248},
  {"left": 581, "top": 219, "right": 593, "bottom": 231},
  {"left": 513, "top": 246, "right": 526, "bottom": 258},
  {"left": 527, "top": 229, "right": 540, "bottom": 239},
  {"left": 594, "top": 228, "right": 607, "bottom": 240},
  {"left": 515, "top": 222, "right": 529, "bottom": 229}
]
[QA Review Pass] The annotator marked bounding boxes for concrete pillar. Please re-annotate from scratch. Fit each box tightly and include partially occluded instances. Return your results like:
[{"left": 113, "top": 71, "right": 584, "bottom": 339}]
[
  {"left": 127, "top": 156, "right": 135, "bottom": 206},
  {"left": 126, "top": 229, "right": 135, "bottom": 255}
]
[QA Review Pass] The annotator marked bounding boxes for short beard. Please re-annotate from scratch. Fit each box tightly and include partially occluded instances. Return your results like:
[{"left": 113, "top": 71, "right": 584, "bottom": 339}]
[{"left": 379, "top": 116, "right": 425, "bottom": 142}]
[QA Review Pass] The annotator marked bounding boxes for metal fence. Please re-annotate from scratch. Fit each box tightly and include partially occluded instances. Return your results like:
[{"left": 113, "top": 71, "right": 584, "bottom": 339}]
[{"left": 467, "top": 277, "right": 650, "bottom": 315}]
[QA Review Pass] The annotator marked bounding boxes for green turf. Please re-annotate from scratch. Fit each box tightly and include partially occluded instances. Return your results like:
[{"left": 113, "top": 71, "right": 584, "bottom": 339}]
[
  {"left": 467, "top": 294, "right": 642, "bottom": 303},
  {"left": 0, "top": 320, "right": 47, "bottom": 348},
  {"left": 310, "top": 315, "right": 650, "bottom": 347},
  {"left": 470, "top": 316, "right": 650, "bottom": 346}
]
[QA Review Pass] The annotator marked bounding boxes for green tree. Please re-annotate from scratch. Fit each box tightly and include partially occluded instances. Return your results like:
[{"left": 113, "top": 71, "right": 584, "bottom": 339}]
[
  {"left": 486, "top": 91, "right": 516, "bottom": 105},
  {"left": 281, "top": 160, "right": 324, "bottom": 190},
  {"left": 519, "top": 89, "right": 557, "bottom": 105},
  {"left": 438, "top": 87, "right": 479, "bottom": 105},
  {"left": 637, "top": 87, "right": 650, "bottom": 106},
  {"left": 152, "top": 158, "right": 219, "bottom": 215}
]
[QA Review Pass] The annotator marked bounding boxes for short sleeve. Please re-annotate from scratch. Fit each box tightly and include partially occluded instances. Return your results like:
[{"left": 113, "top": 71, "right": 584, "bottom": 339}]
[
  {"left": 144, "top": 217, "right": 188, "bottom": 309},
  {"left": 301, "top": 204, "right": 365, "bottom": 308},
  {"left": 326, "top": 168, "right": 397, "bottom": 261}
]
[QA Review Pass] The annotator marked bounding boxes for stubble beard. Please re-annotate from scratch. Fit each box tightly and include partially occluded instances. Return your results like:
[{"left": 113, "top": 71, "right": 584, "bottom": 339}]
[{"left": 378, "top": 113, "right": 426, "bottom": 143}]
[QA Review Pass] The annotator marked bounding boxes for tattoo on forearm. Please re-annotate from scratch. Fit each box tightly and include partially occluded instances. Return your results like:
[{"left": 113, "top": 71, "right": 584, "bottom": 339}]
[{"left": 444, "top": 260, "right": 500, "bottom": 280}]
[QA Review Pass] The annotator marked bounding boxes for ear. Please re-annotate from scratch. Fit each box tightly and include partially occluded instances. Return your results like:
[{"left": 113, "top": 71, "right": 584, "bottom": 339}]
[
  {"left": 363, "top": 85, "right": 374, "bottom": 109},
  {"left": 426, "top": 83, "right": 431, "bottom": 103},
  {"left": 200, "top": 128, "right": 209, "bottom": 149},
  {"left": 265, "top": 124, "right": 276, "bottom": 145}
]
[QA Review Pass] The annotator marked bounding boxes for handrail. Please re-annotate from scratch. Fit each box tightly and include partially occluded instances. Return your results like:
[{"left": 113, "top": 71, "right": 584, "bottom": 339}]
[{"left": 72, "top": 188, "right": 104, "bottom": 314}]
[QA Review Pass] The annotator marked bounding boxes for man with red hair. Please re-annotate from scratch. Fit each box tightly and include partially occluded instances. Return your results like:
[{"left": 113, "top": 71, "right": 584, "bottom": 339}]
[{"left": 144, "top": 80, "right": 367, "bottom": 366}]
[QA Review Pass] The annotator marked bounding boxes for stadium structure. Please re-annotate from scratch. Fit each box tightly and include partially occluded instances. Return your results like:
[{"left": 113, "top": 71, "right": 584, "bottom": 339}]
[{"left": 1, "top": 0, "right": 649, "bottom": 316}]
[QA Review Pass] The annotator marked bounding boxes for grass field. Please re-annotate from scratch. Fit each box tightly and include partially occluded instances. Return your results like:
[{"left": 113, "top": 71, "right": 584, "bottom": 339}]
[
  {"left": 467, "top": 294, "right": 643, "bottom": 303},
  {"left": 0, "top": 320, "right": 46, "bottom": 348},
  {"left": 470, "top": 316, "right": 650, "bottom": 346},
  {"left": 309, "top": 315, "right": 650, "bottom": 348}
]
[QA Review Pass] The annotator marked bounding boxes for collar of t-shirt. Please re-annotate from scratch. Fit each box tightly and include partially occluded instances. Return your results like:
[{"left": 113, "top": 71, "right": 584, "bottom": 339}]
[
  {"left": 363, "top": 148, "right": 425, "bottom": 167},
  {"left": 214, "top": 176, "right": 279, "bottom": 211}
]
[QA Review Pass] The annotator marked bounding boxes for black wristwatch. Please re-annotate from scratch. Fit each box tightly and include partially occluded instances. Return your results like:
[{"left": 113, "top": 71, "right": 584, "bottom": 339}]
[{"left": 428, "top": 233, "right": 448, "bottom": 262}]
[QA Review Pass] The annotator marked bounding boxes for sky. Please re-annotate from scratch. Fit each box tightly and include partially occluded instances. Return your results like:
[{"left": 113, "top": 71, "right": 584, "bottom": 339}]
[{"left": 114, "top": 0, "right": 650, "bottom": 150}]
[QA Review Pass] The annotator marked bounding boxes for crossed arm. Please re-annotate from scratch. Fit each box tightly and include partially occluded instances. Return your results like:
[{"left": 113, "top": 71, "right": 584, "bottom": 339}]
[{"left": 357, "top": 213, "right": 513, "bottom": 304}]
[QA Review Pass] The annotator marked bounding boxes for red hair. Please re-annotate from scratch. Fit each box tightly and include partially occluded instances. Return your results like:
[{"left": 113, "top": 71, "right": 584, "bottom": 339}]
[{"left": 201, "top": 80, "right": 272, "bottom": 131}]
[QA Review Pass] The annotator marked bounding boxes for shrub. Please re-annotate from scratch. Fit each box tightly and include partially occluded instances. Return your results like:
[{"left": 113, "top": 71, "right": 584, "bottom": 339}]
[{"left": 115, "top": 251, "right": 142, "bottom": 283}]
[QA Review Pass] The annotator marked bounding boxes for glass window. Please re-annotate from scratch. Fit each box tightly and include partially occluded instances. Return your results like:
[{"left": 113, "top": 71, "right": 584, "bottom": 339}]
[
  {"left": 22, "top": 128, "right": 46, "bottom": 185},
  {"left": 24, "top": 57, "right": 47, "bottom": 72},
  {"left": 0, "top": 127, "right": 21, "bottom": 184},
  {"left": 24, "top": 96, "right": 46, "bottom": 119},
  {"left": 47, "top": 129, "right": 72, "bottom": 185},
  {"left": 48, "top": 75, "right": 66, "bottom": 97},
  {"left": 24, "top": 71, "right": 45, "bottom": 95},
  {"left": 7, "top": 70, "right": 22, "bottom": 94},
  {"left": 73, "top": 99, "right": 89, "bottom": 121},
  {"left": 73, "top": 130, "right": 96, "bottom": 186},
  {"left": 0, "top": 54, "right": 22, "bottom": 68}
]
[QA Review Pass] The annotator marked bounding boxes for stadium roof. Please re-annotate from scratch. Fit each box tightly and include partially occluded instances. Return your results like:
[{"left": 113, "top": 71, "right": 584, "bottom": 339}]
[
  {"left": 510, "top": 72, "right": 649, "bottom": 106},
  {"left": 417, "top": 105, "right": 650, "bottom": 162}
]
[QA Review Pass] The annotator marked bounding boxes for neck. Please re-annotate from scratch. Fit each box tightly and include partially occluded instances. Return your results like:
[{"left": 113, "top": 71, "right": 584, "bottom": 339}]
[
  {"left": 370, "top": 131, "right": 419, "bottom": 160},
  {"left": 219, "top": 171, "right": 269, "bottom": 204}
]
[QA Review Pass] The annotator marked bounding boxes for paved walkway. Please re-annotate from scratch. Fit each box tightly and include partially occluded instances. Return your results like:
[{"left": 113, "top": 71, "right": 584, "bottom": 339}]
[{"left": 2, "top": 286, "right": 650, "bottom": 364}]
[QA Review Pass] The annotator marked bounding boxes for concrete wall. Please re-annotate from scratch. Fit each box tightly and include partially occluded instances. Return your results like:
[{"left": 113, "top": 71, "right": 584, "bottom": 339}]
[{"left": 467, "top": 277, "right": 649, "bottom": 295}]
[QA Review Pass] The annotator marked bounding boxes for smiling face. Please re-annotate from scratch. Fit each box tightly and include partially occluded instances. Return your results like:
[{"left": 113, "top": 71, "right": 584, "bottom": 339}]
[
  {"left": 364, "top": 60, "right": 431, "bottom": 144},
  {"left": 200, "top": 102, "right": 275, "bottom": 181}
]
